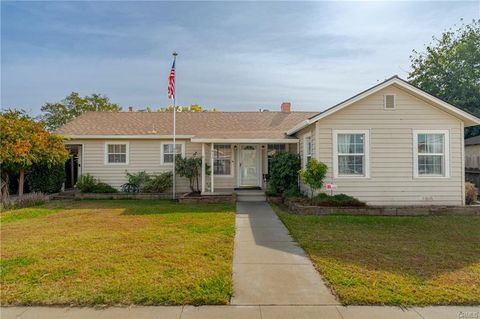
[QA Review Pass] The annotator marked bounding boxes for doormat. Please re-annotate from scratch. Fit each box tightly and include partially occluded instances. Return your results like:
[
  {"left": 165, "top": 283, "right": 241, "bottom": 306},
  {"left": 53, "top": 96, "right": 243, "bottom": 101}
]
[{"left": 234, "top": 187, "right": 262, "bottom": 190}]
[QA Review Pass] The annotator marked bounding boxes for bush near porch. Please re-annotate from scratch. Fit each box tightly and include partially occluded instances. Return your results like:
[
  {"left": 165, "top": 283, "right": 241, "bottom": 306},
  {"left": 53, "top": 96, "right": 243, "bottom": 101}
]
[
  {"left": 0, "top": 200, "right": 235, "bottom": 305},
  {"left": 273, "top": 203, "right": 480, "bottom": 305}
]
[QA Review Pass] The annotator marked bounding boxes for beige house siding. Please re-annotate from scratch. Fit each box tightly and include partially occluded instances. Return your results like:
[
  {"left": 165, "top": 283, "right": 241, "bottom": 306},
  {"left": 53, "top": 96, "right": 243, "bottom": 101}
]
[
  {"left": 301, "top": 85, "right": 464, "bottom": 206},
  {"left": 65, "top": 139, "right": 200, "bottom": 192},
  {"left": 65, "top": 140, "right": 296, "bottom": 192}
]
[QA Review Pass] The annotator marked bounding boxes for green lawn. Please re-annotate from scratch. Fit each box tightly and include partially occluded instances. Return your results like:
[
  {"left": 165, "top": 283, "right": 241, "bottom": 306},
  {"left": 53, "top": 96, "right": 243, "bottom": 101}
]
[
  {"left": 273, "top": 204, "right": 480, "bottom": 306},
  {"left": 1, "top": 200, "right": 235, "bottom": 306}
]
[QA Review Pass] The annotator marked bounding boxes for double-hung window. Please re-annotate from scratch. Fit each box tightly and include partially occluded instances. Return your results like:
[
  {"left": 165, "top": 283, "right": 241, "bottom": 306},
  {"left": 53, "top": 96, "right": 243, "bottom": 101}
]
[
  {"left": 267, "top": 144, "right": 286, "bottom": 173},
  {"left": 161, "top": 142, "right": 184, "bottom": 165},
  {"left": 303, "top": 134, "right": 314, "bottom": 167},
  {"left": 414, "top": 130, "right": 449, "bottom": 177},
  {"left": 105, "top": 143, "right": 129, "bottom": 164},
  {"left": 333, "top": 130, "right": 370, "bottom": 178},
  {"left": 214, "top": 144, "right": 232, "bottom": 175}
]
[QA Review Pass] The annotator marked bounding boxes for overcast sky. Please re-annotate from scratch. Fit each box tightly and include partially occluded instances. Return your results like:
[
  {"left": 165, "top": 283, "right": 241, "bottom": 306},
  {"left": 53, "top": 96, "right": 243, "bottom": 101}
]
[{"left": 1, "top": 1, "right": 479, "bottom": 114}]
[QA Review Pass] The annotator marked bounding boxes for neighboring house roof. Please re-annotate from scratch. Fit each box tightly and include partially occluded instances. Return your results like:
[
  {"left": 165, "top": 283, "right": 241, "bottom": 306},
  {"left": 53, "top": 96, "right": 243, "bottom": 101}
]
[
  {"left": 56, "top": 111, "right": 317, "bottom": 141},
  {"left": 465, "top": 135, "right": 480, "bottom": 146},
  {"left": 287, "top": 75, "right": 480, "bottom": 135}
]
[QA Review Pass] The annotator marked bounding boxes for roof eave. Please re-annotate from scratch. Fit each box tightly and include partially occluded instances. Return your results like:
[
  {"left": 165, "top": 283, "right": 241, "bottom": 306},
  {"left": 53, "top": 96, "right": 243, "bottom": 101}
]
[
  {"left": 61, "top": 134, "right": 196, "bottom": 139},
  {"left": 190, "top": 138, "right": 299, "bottom": 143}
]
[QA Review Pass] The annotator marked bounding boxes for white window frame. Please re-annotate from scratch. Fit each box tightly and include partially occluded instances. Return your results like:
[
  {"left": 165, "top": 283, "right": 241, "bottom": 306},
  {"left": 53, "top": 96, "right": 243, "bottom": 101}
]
[
  {"left": 333, "top": 130, "right": 370, "bottom": 178},
  {"left": 413, "top": 130, "right": 450, "bottom": 178},
  {"left": 303, "top": 133, "right": 313, "bottom": 168},
  {"left": 213, "top": 144, "right": 234, "bottom": 177},
  {"left": 104, "top": 142, "right": 129, "bottom": 165},
  {"left": 383, "top": 94, "right": 396, "bottom": 111},
  {"left": 160, "top": 141, "right": 186, "bottom": 166}
]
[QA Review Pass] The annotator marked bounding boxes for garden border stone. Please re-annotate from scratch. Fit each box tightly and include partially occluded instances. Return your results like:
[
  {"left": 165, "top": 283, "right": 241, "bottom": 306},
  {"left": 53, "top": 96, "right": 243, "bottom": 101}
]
[
  {"left": 74, "top": 192, "right": 176, "bottom": 200},
  {"left": 287, "top": 201, "right": 480, "bottom": 216},
  {"left": 178, "top": 193, "right": 236, "bottom": 204}
]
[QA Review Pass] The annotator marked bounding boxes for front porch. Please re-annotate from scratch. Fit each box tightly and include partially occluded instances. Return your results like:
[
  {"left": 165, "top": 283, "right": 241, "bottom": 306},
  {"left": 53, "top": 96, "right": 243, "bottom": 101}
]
[{"left": 196, "top": 141, "right": 298, "bottom": 194}]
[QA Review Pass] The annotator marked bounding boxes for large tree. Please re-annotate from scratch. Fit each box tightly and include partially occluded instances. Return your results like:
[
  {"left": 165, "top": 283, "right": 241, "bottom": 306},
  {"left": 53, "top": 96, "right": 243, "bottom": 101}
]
[
  {"left": 0, "top": 110, "right": 69, "bottom": 199},
  {"left": 409, "top": 19, "right": 480, "bottom": 138},
  {"left": 40, "top": 92, "right": 121, "bottom": 131}
]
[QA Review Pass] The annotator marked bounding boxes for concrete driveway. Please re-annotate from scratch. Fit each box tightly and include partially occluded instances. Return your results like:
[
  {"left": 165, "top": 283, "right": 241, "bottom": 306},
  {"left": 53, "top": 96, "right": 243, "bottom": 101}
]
[{"left": 231, "top": 201, "right": 338, "bottom": 305}]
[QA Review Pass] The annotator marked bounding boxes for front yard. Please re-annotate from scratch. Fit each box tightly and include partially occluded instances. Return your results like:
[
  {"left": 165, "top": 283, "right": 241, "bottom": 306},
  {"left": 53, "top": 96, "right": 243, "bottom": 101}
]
[
  {"left": 273, "top": 204, "right": 480, "bottom": 306},
  {"left": 0, "top": 200, "right": 235, "bottom": 306}
]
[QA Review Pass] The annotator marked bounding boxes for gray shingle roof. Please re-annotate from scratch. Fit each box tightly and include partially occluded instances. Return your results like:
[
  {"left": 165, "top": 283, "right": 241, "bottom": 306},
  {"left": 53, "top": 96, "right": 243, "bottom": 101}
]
[{"left": 55, "top": 111, "right": 317, "bottom": 139}]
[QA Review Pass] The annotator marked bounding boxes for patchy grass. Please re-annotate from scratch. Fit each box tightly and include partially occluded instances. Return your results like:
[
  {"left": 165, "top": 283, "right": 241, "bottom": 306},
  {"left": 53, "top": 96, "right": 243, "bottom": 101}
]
[
  {"left": 272, "top": 204, "right": 480, "bottom": 306},
  {"left": 1, "top": 200, "right": 235, "bottom": 306}
]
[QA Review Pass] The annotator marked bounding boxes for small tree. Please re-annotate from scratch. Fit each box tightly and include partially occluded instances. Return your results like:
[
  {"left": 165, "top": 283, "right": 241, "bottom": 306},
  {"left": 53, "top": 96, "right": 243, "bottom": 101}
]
[
  {"left": 0, "top": 110, "right": 69, "bottom": 198},
  {"left": 175, "top": 152, "right": 210, "bottom": 193},
  {"left": 268, "top": 152, "right": 301, "bottom": 195},
  {"left": 300, "top": 159, "right": 328, "bottom": 197}
]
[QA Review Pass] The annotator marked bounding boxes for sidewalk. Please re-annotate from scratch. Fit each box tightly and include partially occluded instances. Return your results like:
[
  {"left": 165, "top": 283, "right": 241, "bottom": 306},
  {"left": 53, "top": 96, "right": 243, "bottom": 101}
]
[
  {"left": 2, "top": 305, "right": 479, "bottom": 319},
  {"left": 231, "top": 201, "right": 337, "bottom": 305}
]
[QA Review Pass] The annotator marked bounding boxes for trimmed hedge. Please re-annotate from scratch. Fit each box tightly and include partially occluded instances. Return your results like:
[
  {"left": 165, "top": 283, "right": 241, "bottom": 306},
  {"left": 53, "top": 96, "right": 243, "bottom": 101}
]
[
  {"left": 27, "top": 163, "right": 65, "bottom": 194},
  {"left": 268, "top": 153, "right": 301, "bottom": 195}
]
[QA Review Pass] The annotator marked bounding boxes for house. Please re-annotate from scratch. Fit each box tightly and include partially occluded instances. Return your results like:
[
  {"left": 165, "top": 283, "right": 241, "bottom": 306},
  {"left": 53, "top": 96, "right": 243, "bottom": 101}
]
[
  {"left": 465, "top": 135, "right": 480, "bottom": 191},
  {"left": 57, "top": 76, "right": 480, "bottom": 205}
]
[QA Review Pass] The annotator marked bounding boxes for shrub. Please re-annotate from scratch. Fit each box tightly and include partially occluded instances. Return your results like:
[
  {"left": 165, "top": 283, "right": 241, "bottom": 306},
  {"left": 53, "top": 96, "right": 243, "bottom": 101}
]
[
  {"left": 124, "top": 171, "right": 150, "bottom": 192},
  {"left": 268, "top": 153, "right": 301, "bottom": 195},
  {"left": 75, "top": 174, "right": 117, "bottom": 193},
  {"left": 465, "top": 182, "right": 478, "bottom": 205},
  {"left": 299, "top": 159, "right": 328, "bottom": 197},
  {"left": 6, "top": 192, "right": 48, "bottom": 209},
  {"left": 311, "top": 193, "right": 366, "bottom": 207},
  {"left": 92, "top": 183, "right": 118, "bottom": 193},
  {"left": 75, "top": 174, "right": 97, "bottom": 193},
  {"left": 282, "top": 186, "right": 303, "bottom": 199},
  {"left": 27, "top": 163, "right": 66, "bottom": 194},
  {"left": 142, "top": 172, "right": 173, "bottom": 193}
]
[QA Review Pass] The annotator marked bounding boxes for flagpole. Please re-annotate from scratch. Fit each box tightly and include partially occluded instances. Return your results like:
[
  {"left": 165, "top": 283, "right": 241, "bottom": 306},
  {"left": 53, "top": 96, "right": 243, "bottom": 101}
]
[{"left": 172, "top": 52, "right": 177, "bottom": 201}]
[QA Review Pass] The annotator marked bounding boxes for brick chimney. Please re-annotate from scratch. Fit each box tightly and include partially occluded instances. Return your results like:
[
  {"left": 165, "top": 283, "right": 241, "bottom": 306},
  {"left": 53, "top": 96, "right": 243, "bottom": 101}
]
[
  {"left": 128, "top": 106, "right": 133, "bottom": 112},
  {"left": 281, "top": 102, "right": 291, "bottom": 113}
]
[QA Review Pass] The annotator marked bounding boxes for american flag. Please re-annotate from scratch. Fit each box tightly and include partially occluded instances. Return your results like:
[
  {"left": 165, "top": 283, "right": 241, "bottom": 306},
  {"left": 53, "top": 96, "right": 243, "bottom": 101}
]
[{"left": 167, "top": 60, "right": 175, "bottom": 99}]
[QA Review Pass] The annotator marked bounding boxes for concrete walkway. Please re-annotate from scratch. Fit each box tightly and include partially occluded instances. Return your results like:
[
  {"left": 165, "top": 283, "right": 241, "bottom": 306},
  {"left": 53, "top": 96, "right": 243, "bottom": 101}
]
[
  {"left": 3, "top": 305, "right": 479, "bottom": 319},
  {"left": 231, "top": 201, "right": 337, "bottom": 305}
]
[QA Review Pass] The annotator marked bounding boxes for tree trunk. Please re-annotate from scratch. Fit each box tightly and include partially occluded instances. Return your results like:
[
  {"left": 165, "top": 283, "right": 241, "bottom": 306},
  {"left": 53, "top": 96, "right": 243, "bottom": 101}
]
[
  {"left": 189, "top": 178, "right": 194, "bottom": 193},
  {"left": 195, "top": 173, "right": 200, "bottom": 193},
  {"left": 18, "top": 168, "right": 25, "bottom": 197},
  {"left": 1, "top": 172, "right": 10, "bottom": 204}
]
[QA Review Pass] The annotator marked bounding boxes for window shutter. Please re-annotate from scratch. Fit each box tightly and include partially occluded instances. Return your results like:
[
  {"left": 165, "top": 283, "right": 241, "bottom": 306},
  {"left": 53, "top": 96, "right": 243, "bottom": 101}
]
[{"left": 384, "top": 95, "right": 395, "bottom": 110}]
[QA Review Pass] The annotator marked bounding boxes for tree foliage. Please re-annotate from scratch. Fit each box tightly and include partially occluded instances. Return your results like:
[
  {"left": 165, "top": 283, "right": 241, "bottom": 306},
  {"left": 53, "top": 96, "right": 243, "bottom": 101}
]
[
  {"left": 147, "top": 104, "right": 218, "bottom": 112},
  {"left": 0, "top": 110, "right": 69, "bottom": 197},
  {"left": 40, "top": 92, "right": 121, "bottom": 131},
  {"left": 409, "top": 19, "right": 480, "bottom": 137},
  {"left": 300, "top": 159, "right": 328, "bottom": 197}
]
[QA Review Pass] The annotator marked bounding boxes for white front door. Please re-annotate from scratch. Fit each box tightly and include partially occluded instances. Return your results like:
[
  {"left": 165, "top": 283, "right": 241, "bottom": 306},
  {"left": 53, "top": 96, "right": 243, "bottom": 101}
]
[{"left": 239, "top": 145, "right": 260, "bottom": 187}]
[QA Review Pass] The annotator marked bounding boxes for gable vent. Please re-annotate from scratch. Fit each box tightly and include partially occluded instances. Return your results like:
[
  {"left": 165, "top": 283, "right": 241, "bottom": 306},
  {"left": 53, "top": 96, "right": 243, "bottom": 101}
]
[{"left": 384, "top": 94, "right": 396, "bottom": 110}]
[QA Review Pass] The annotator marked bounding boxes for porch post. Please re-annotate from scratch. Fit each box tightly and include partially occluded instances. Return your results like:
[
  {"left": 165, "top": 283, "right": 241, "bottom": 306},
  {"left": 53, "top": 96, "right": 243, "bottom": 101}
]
[
  {"left": 211, "top": 143, "right": 215, "bottom": 193},
  {"left": 201, "top": 143, "right": 206, "bottom": 193}
]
